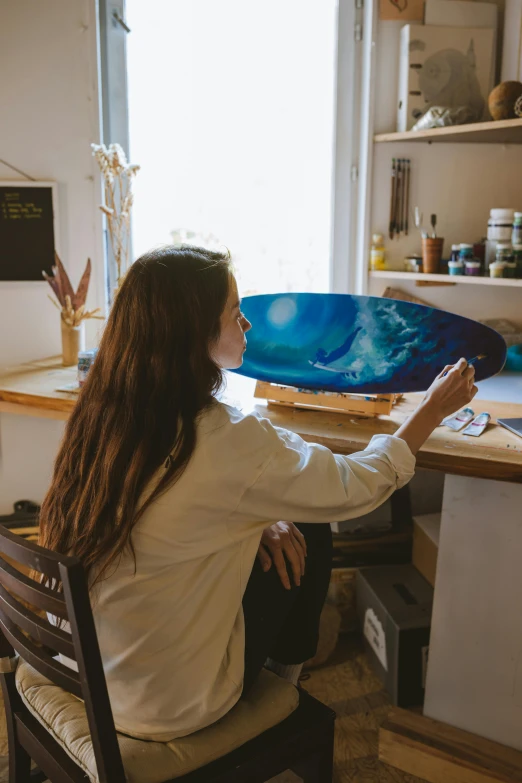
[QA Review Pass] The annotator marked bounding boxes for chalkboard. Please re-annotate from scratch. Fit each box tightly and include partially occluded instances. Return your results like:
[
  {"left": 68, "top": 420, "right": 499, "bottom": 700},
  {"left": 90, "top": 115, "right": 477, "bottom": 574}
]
[{"left": 0, "top": 182, "right": 57, "bottom": 281}]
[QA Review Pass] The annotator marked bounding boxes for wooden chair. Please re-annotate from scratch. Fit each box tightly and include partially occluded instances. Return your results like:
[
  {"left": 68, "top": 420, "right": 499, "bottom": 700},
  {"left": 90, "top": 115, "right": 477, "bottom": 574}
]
[{"left": 0, "top": 525, "right": 336, "bottom": 783}]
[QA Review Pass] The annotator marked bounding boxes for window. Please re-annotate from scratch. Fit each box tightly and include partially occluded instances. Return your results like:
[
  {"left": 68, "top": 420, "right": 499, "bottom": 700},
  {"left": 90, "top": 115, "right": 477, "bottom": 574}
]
[{"left": 125, "top": 0, "right": 337, "bottom": 295}]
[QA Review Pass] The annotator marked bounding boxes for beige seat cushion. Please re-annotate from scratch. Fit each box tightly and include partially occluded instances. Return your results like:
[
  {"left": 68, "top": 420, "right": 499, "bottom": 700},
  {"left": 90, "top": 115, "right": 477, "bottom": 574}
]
[{"left": 16, "top": 659, "right": 299, "bottom": 783}]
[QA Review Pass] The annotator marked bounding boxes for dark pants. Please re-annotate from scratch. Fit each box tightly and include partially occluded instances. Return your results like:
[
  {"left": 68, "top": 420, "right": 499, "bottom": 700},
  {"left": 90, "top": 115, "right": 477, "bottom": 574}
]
[{"left": 241, "top": 523, "right": 333, "bottom": 695}]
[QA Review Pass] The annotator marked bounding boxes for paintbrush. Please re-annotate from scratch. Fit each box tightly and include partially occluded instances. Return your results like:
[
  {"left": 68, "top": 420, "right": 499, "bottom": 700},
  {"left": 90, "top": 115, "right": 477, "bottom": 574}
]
[
  {"left": 443, "top": 354, "right": 487, "bottom": 376},
  {"left": 389, "top": 158, "right": 397, "bottom": 239},
  {"left": 467, "top": 354, "right": 487, "bottom": 367},
  {"left": 404, "top": 158, "right": 410, "bottom": 236},
  {"left": 413, "top": 206, "right": 427, "bottom": 238},
  {"left": 396, "top": 159, "right": 403, "bottom": 236}
]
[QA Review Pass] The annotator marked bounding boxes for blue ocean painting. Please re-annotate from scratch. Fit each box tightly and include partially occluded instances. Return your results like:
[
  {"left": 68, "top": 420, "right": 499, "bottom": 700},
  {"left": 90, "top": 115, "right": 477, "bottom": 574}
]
[{"left": 233, "top": 293, "right": 506, "bottom": 394}]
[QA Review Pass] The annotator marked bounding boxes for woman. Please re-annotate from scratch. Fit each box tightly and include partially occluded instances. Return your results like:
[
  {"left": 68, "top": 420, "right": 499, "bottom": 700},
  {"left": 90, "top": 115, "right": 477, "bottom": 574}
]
[{"left": 40, "top": 245, "right": 476, "bottom": 742}]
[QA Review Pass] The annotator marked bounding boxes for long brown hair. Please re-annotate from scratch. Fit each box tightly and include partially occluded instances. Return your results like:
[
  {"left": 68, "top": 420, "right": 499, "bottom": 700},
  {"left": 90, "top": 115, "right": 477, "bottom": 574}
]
[{"left": 39, "top": 245, "right": 232, "bottom": 582}]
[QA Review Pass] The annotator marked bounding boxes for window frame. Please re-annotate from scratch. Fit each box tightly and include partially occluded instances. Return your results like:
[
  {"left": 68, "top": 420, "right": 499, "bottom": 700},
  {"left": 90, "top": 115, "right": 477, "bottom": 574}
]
[{"left": 98, "top": 0, "right": 363, "bottom": 294}]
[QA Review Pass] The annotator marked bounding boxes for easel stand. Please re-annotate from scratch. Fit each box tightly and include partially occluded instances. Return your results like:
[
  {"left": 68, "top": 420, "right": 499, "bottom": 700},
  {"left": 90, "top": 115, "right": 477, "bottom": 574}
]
[{"left": 254, "top": 381, "right": 401, "bottom": 417}]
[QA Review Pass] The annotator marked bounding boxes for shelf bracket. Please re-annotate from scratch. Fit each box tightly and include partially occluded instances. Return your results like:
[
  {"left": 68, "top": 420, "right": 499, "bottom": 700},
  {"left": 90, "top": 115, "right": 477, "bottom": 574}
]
[{"left": 415, "top": 280, "right": 456, "bottom": 287}]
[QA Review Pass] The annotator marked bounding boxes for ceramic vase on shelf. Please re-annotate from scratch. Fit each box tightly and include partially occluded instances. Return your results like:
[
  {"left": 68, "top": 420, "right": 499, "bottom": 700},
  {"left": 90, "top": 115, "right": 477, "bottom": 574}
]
[{"left": 61, "top": 321, "right": 85, "bottom": 367}]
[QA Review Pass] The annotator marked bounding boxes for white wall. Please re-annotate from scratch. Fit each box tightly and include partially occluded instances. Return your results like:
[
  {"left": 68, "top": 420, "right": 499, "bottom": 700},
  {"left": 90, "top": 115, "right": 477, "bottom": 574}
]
[
  {"left": 368, "top": 13, "right": 522, "bottom": 329},
  {"left": 0, "top": 0, "right": 104, "bottom": 514}
]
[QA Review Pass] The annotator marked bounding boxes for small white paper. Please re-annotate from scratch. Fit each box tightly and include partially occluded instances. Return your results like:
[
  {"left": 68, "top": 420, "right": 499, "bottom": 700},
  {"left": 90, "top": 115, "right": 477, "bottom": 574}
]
[{"left": 364, "top": 608, "right": 388, "bottom": 671}]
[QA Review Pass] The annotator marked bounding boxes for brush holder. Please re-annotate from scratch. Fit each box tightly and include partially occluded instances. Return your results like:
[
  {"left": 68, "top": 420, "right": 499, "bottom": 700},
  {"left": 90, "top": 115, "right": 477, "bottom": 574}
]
[{"left": 422, "top": 237, "right": 444, "bottom": 274}]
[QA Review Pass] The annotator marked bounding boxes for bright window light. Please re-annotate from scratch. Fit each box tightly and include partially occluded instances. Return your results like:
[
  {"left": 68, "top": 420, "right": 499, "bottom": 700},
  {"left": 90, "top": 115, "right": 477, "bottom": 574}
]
[{"left": 126, "top": 1, "right": 336, "bottom": 295}]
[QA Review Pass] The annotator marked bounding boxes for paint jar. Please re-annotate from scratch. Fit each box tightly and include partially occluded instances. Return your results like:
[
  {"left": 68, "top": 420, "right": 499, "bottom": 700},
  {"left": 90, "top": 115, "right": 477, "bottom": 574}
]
[
  {"left": 495, "top": 243, "right": 513, "bottom": 264},
  {"left": 405, "top": 254, "right": 422, "bottom": 272},
  {"left": 450, "top": 244, "right": 460, "bottom": 263},
  {"left": 472, "top": 240, "right": 486, "bottom": 267},
  {"left": 513, "top": 245, "right": 522, "bottom": 278},
  {"left": 448, "top": 260, "right": 464, "bottom": 276},
  {"left": 488, "top": 208, "right": 515, "bottom": 241},
  {"left": 464, "top": 260, "right": 481, "bottom": 276},
  {"left": 458, "top": 243, "right": 474, "bottom": 261},
  {"left": 512, "top": 212, "right": 522, "bottom": 246},
  {"left": 505, "top": 261, "right": 517, "bottom": 278},
  {"left": 489, "top": 261, "right": 505, "bottom": 278}
]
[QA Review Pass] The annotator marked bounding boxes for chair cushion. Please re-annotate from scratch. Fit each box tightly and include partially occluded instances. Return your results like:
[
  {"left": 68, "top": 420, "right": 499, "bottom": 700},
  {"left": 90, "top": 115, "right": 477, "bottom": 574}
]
[{"left": 16, "top": 659, "right": 299, "bottom": 783}]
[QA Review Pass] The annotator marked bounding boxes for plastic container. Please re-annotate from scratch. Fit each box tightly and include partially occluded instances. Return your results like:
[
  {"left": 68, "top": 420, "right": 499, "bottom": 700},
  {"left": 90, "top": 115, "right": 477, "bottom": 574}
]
[
  {"left": 464, "top": 260, "right": 481, "bottom": 276},
  {"left": 370, "top": 233, "right": 386, "bottom": 271},
  {"left": 489, "top": 261, "right": 505, "bottom": 278},
  {"left": 488, "top": 208, "right": 515, "bottom": 242},
  {"left": 459, "top": 243, "right": 474, "bottom": 260},
  {"left": 450, "top": 244, "right": 460, "bottom": 263},
  {"left": 512, "top": 212, "right": 522, "bottom": 246},
  {"left": 405, "top": 254, "right": 422, "bottom": 272},
  {"left": 448, "top": 260, "right": 464, "bottom": 276},
  {"left": 496, "top": 243, "right": 513, "bottom": 264}
]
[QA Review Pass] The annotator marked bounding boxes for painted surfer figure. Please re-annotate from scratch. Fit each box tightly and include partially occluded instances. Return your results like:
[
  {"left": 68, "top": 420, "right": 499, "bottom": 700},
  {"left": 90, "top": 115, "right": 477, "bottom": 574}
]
[{"left": 309, "top": 326, "right": 362, "bottom": 377}]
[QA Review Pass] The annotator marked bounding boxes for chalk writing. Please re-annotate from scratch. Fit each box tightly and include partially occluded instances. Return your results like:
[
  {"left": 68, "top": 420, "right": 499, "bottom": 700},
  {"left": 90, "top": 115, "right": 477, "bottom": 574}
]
[
  {"left": 0, "top": 184, "right": 55, "bottom": 280},
  {"left": 1, "top": 193, "right": 44, "bottom": 220}
]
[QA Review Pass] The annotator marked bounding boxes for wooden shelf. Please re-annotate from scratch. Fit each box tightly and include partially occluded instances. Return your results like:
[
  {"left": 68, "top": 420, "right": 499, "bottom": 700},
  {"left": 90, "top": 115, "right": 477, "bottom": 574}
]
[
  {"left": 374, "top": 117, "right": 522, "bottom": 144},
  {"left": 370, "top": 270, "right": 522, "bottom": 287}
]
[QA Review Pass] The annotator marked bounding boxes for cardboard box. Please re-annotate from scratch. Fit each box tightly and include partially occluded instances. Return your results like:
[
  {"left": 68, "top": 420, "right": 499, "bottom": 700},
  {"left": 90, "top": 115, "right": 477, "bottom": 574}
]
[
  {"left": 412, "top": 513, "right": 441, "bottom": 588},
  {"left": 356, "top": 564, "right": 433, "bottom": 707}
]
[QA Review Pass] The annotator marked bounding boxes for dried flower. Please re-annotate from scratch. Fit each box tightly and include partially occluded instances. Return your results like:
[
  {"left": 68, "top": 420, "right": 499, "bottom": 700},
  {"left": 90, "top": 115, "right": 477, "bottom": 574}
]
[
  {"left": 91, "top": 142, "right": 140, "bottom": 289},
  {"left": 43, "top": 253, "right": 104, "bottom": 327}
]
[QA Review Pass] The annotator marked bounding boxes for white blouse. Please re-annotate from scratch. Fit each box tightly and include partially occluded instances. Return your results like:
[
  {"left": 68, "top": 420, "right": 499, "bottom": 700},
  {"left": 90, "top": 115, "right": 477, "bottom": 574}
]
[{"left": 92, "top": 401, "right": 416, "bottom": 741}]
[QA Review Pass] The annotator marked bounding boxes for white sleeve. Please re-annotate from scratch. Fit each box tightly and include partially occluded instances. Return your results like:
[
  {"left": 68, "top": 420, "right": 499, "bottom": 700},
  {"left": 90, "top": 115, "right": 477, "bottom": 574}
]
[{"left": 229, "top": 415, "right": 416, "bottom": 530}]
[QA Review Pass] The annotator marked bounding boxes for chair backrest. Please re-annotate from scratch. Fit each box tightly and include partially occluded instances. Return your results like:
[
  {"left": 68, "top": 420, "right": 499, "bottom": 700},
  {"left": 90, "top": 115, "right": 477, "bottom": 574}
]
[{"left": 0, "top": 524, "right": 126, "bottom": 782}]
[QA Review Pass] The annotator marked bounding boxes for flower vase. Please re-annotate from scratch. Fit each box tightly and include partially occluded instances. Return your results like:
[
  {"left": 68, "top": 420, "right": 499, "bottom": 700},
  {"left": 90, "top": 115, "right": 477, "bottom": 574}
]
[{"left": 61, "top": 321, "right": 85, "bottom": 367}]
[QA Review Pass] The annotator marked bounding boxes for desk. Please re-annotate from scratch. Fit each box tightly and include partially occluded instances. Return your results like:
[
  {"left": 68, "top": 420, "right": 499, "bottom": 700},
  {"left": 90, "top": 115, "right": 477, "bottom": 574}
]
[
  {"left": 0, "top": 357, "right": 77, "bottom": 420},
  {"left": 2, "top": 358, "right": 522, "bottom": 762},
  {"left": 2, "top": 356, "right": 522, "bottom": 481}
]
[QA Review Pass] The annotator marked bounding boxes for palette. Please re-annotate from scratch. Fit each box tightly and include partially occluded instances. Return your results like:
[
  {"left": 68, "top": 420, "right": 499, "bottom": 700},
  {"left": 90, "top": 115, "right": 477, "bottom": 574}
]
[{"left": 233, "top": 293, "right": 506, "bottom": 394}]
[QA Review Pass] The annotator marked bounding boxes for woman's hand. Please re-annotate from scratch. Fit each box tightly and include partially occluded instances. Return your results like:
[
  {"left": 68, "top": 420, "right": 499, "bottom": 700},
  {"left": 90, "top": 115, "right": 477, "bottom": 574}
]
[
  {"left": 257, "top": 521, "right": 307, "bottom": 590},
  {"left": 423, "top": 357, "right": 478, "bottom": 422},
  {"left": 395, "top": 358, "right": 477, "bottom": 456}
]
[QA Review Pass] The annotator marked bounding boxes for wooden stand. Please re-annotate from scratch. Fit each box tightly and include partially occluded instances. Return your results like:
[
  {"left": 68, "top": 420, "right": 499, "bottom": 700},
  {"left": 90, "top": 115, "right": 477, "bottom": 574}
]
[
  {"left": 379, "top": 708, "right": 522, "bottom": 783},
  {"left": 254, "top": 381, "right": 401, "bottom": 417}
]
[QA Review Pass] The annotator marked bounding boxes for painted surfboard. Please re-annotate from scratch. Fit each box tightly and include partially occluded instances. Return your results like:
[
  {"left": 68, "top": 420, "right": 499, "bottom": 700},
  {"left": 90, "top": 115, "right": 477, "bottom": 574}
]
[{"left": 233, "top": 293, "right": 506, "bottom": 394}]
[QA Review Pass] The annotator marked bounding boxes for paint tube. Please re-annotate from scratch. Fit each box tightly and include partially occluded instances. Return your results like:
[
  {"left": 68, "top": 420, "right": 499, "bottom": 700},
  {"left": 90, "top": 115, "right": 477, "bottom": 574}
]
[
  {"left": 461, "top": 412, "right": 490, "bottom": 437},
  {"left": 443, "top": 407, "right": 474, "bottom": 431}
]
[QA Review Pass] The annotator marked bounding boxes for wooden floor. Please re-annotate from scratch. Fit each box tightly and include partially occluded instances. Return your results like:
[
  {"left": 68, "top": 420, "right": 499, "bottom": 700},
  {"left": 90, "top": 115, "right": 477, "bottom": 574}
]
[{"left": 270, "top": 634, "right": 427, "bottom": 783}]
